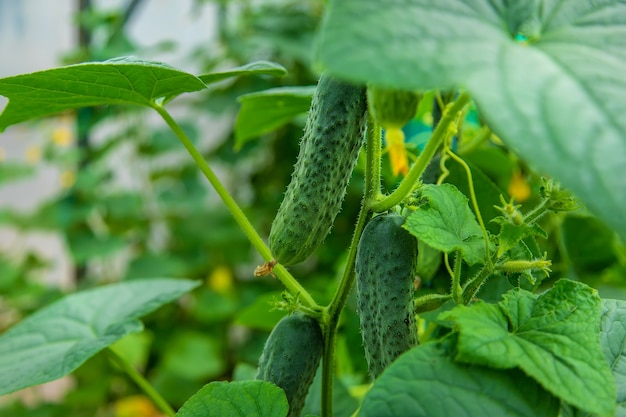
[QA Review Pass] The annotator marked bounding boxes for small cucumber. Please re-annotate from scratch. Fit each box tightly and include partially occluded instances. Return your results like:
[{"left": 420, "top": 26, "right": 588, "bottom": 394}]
[
  {"left": 269, "top": 74, "right": 367, "bottom": 266},
  {"left": 367, "top": 86, "right": 420, "bottom": 129},
  {"left": 256, "top": 312, "right": 324, "bottom": 417},
  {"left": 356, "top": 212, "right": 418, "bottom": 378}
]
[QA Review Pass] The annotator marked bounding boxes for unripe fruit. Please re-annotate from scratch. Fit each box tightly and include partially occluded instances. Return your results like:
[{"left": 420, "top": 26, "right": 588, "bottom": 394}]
[
  {"left": 269, "top": 74, "right": 367, "bottom": 265},
  {"left": 356, "top": 213, "right": 419, "bottom": 378}
]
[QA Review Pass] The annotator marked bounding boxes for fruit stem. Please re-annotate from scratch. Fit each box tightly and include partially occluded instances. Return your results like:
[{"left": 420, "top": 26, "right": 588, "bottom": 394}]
[
  {"left": 153, "top": 104, "right": 319, "bottom": 310},
  {"left": 371, "top": 92, "right": 471, "bottom": 212}
]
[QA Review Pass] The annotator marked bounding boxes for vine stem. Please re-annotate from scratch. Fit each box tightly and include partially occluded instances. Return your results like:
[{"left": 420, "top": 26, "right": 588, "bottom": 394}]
[
  {"left": 320, "top": 117, "right": 380, "bottom": 417},
  {"left": 105, "top": 348, "right": 175, "bottom": 417},
  {"left": 152, "top": 104, "right": 319, "bottom": 310},
  {"left": 371, "top": 92, "right": 471, "bottom": 212}
]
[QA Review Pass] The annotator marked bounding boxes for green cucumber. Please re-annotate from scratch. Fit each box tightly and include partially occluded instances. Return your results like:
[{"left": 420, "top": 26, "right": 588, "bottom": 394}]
[
  {"left": 356, "top": 212, "right": 419, "bottom": 378},
  {"left": 256, "top": 312, "right": 324, "bottom": 417},
  {"left": 367, "top": 86, "right": 420, "bottom": 129},
  {"left": 269, "top": 74, "right": 367, "bottom": 265}
]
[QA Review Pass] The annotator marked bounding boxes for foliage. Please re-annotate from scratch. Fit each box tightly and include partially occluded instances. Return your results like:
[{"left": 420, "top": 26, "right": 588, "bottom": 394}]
[{"left": 0, "top": 1, "right": 625, "bottom": 417}]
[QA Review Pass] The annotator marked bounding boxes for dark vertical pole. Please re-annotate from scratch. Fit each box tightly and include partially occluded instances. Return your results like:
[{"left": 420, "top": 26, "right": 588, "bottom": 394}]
[{"left": 73, "top": 0, "right": 92, "bottom": 283}]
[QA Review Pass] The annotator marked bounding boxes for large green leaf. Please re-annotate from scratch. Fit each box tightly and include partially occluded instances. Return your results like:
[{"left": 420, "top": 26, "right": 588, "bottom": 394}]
[
  {"left": 234, "top": 86, "right": 315, "bottom": 148},
  {"left": 0, "top": 56, "right": 206, "bottom": 130},
  {"left": 0, "top": 278, "right": 199, "bottom": 395},
  {"left": 440, "top": 279, "right": 615, "bottom": 416},
  {"left": 176, "top": 380, "right": 288, "bottom": 417},
  {"left": 358, "top": 340, "right": 559, "bottom": 417},
  {"left": 317, "top": 0, "right": 626, "bottom": 239},
  {"left": 404, "top": 183, "right": 486, "bottom": 265},
  {"left": 601, "top": 299, "right": 626, "bottom": 415}
]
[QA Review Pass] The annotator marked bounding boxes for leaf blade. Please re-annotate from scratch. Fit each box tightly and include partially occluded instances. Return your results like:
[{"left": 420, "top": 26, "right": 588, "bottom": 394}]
[
  {"left": 0, "top": 56, "right": 206, "bottom": 131},
  {"left": 199, "top": 61, "right": 287, "bottom": 84},
  {"left": 0, "top": 278, "right": 199, "bottom": 395},
  {"left": 358, "top": 341, "right": 559, "bottom": 417},
  {"left": 440, "top": 279, "right": 616, "bottom": 416},
  {"left": 176, "top": 380, "right": 288, "bottom": 417},
  {"left": 316, "top": 0, "right": 626, "bottom": 238}
]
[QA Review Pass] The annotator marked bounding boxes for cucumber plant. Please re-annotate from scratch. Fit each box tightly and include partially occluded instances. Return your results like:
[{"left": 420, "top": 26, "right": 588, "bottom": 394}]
[{"left": 1, "top": 1, "right": 625, "bottom": 417}]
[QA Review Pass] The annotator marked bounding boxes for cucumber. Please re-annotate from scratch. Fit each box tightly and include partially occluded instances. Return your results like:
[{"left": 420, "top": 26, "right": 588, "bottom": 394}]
[
  {"left": 256, "top": 312, "right": 324, "bottom": 417},
  {"left": 367, "top": 86, "right": 420, "bottom": 129},
  {"left": 355, "top": 212, "right": 419, "bottom": 378},
  {"left": 269, "top": 74, "right": 367, "bottom": 266}
]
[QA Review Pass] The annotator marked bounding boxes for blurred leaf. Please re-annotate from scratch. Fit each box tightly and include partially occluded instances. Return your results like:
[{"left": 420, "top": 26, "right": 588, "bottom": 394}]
[
  {"left": 192, "top": 288, "right": 239, "bottom": 324},
  {"left": 235, "top": 86, "right": 315, "bottom": 148},
  {"left": 359, "top": 340, "right": 559, "bottom": 417},
  {"left": 317, "top": 0, "right": 626, "bottom": 239},
  {"left": 66, "top": 229, "right": 127, "bottom": 263},
  {"left": 0, "top": 162, "right": 34, "bottom": 183},
  {"left": 199, "top": 61, "right": 287, "bottom": 84},
  {"left": 0, "top": 278, "right": 199, "bottom": 395},
  {"left": 176, "top": 380, "right": 288, "bottom": 417},
  {"left": 235, "top": 292, "right": 286, "bottom": 331},
  {"left": 138, "top": 122, "right": 198, "bottom": 156},
  {"left": 126, "top": 253, "right": 189, "bottom": 280},
  {"left": 441, "top": 279, "right": 615, "bottom": 416},
  {"left": 0, "top": 56, "right": 206, "bottom": 130},
  {"left": 160, "top": 331, "right": 226, "bottom": 380},
  {"left": 110, "top": 332, "right": 153, "bottom": 371},
  {"left": 562, "top": 215, "right": 617, "bottom": 273},
  {"left": 405, "top": 183, "right": 486, "bottom": 265}
]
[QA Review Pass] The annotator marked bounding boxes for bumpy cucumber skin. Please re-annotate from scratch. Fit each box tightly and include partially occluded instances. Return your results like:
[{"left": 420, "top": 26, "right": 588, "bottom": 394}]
[
  {"left": 367, "top": 87, "right": 419, "bottom": 129},
  {"left": 269, "top": 74, "right": 367, "bottom": 266},
  {"left": 356, "top": 213, "right": 418, "bottom": 379},
  {"left": 256, "top": 312, "right": 324, "bottom": 417}
]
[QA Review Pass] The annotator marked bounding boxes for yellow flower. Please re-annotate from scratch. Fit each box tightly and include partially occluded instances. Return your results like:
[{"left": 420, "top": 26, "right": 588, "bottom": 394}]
[
  {"left": 508, "top": 171, "right": 531, "bottom": 202},
  {"left": 25, "top": 145, "right": 41, "bottom": 164},
  {"left": 385, "top": 127, "right": 409, "bottom": 177},
  {"left": 208, "top": 265, "right": 234, "bottom": 294},
  {"left": 52, "top": 126, "right": 74, "bottom": 147},
  {"left": 114, "top": 395, "right": 162, "bottom": 417},
  {"left": 60, "top": 170, "right": 76, "bottom": 188}
]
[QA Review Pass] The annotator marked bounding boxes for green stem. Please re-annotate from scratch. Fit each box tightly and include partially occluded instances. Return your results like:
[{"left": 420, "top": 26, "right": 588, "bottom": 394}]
[
  {"left": 451, "top": 250, "right": 463, "bottom": 304},
  {"left": 371, "top": 92, "right": 471, "bottom": 212},
  {"left": 106, "top": 348, "right": 175, "bottom": 417},
  {"left": 445, "top": 149, "right": 492, "bottom": 268},
  {"left": 524, "top": 198, "right": 550, "bottom": 225},
  {"left": 152, "top": 104, "right": 319, "bottom": 310},
  {"left": 366, "top": 117, "right": 382, "bottom": 201},
  {"left": 461, "top": 263, "right": 493, "bottom": 304},
  {"left": 320, "top": 116, "right": 381, "bottom": 417}
]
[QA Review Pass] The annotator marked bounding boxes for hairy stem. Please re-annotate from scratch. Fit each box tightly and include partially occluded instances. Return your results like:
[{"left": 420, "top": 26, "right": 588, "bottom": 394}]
[
  {"left": 106, "top": 348, "right": 175, "bottom": 417},
  {"left": 451, "top": 250, "right": 463, "bottom": 304},
  {"left": 153, "top": 104, "right": 319, "bottom": 310}
]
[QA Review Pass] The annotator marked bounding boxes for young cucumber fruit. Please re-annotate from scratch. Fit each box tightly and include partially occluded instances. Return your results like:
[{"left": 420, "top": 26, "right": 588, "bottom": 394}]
[
  {"left": 269, "top": 74, "right": 367, "bottom": 265},
  {"left": 356, "top": 212, "right": 418, "bottom": 378},
  {"left": 367, "top": 87, "right": 420, "bottom": 176},
  {"left": 367, "top": 86, "right": 420, "bottom": 129},
  {"left": 256, "top": 312, "right": 324, "bottom": 417}
]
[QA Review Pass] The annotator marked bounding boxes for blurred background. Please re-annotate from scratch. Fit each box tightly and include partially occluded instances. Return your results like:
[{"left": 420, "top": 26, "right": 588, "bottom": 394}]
[{"left": 1, "top": 1, "right": 625, "bottom": 416}]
